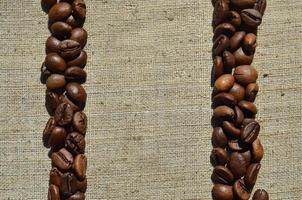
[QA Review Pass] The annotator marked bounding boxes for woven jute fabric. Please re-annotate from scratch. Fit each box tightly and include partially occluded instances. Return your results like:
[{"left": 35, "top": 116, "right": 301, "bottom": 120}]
[{"left": 0, "top": 0, "right": 301, "bottom": 199}]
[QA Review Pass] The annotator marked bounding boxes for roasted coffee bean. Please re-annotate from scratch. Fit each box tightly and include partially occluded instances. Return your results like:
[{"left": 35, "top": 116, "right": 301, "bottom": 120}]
[
  {"left": 222, "top": 51, "right": 236, "bottom": 69},
  {"left": 243, "top": 33, "right": 257, "bottom": 54},
  {"left": 230, "top": 0, "right": 256, "bottom": 8},
  {"left": 60, "top": 172, "right": 78, "bottom": 197},
  {"left": 77, "top": 177, "right": 87, "bottom": 193},
  {"left": 72, "top": 0, "right": 87, "bottom": 20},
  {"left": 41, "top": 0, "right": 57, "bottom": 13},
  {"left": 48, "top": 126, "right": 67, "bottom": 149},
  {"left": 51, "top": 148, "right": 74, "bottom": 171},
  {"left": 51, "top": 21, "right": 72, "bottom": 39},
  {"left": 212, "top": 127, "right": 228, "bottom": 148},
  {"left": 45, "top": 53, "right": 67, "bottom": 73},
  {"left": 225, "top": 11, "right": 241, "bottom": 27},
  {"left": 54, "top": 103, "right": 74, "bottom": 126},
  {"left": 229, "top": 83, "right": 245, "bottom": 102},
  {"left": 233, "top": 179, "right": 251, "bottom": 200},
  {"left": 67, "top": 50, "right": 87, "bottom": 68},
  {"left": 213, "top": 56, "right": 224, "bottom": 80},
  {"left": 43, "top": 117, "right": 56, "bottom": 148},
  {"left": 46, "top": 91, "right": 60, "bottom": 116},
  {"left": 234, "top": 65, "right": 258, "bottom": 86},
  {"left": 254, "top": 0, "right": 267, "bottom": 16},
  {"left": 46, "top": 36, "right": 61, "bottom": 54},
  {"left": 222, "top": 121, "right": 241, "bottom": 137},
  {"left": 229, "top": 31, "right": 246, "bottom": 52},
  {"left": 213, "top": 34, "right": 230, "bottom": 56},
  {"left": 59, "top": 40, "right": 82, "bottom": 60},
  {"left": 234, "top": 106, "right": 244, "bottom": 127},
  {"left": 74, "top": 154, "right": 87, "bottom": 180},
  {"left": 211, "top": 148, "right": 229, "bottom": 166},
  {"left": 49, "top": 167, "right": 63, "bottom": 187},
  {"left": 47, "top": 74, "right": 66, "bottom": 90},
  {"left": 238, "top": 100, "right": 258, "bottom": 116},
  {"left": 212, "top": 184, "right": 233, "bottom": 200},
  {"left": 59, "top": 94, "right": 81, "bottom": 112},
  {"left": 73, "top": 112, "right": 87, "bottom": 135},
  {"left": 66, "top": 15, "right": 84, "bottom": 28},
  {"left": 228, "top": 139, "right": 248, "bottom": 152},
  {"left": 66, "top": 83, "right": 87, "bottom": 106},
  {"left": 65, "top": 66, "right": 87, "bottom": 84},
  {"left": 245, "top": 163, "right": 261, "bottom": 189},
  {"left": 242, "top": 118, "right": 256, "bottom": 126},
  {"left": 48, "top": 184, "right": 60, "bottom": 200},
  {"left": 241, "top": 121, "right": 260, "bottom": 143},
  {"left": 252, "top": 189, "right": 269, "bottom": 200},
  {"left": 212, "top": 93, "right": 236, "bottom": 108},
  {"left": 241, "top": 9, "right": 262, "bottom": 28},
  {"left": 241, "top": 150, "right": 252, "bottom": 166},
  {"left": 41, "top": 62, "right": 51, "bottom": 84},
  {"left": 66, "top": 192, "right": 85, "bottom": 200},
  {"left": 212, "top": 166, "right": 234, "bottom": 185},
  {"left": 228, "top": 152, "right": 247, "bottom": 178},
  {"left": 213, "top": 0, "right": 230, "bottom": 26},
  {"left": 213, "top": 105, "right": 235, "bottom": 121},
  {"left": 48, "top": 2, "right": 72, "bottom": 23},
  {"left": 214, "top": 23, "right": 236, "bottom": 40},
  {"left": 70, "top": 28, "right": 88, "bottom": 48},
  {"left": 252, "top": 138, "right": 264, "bottom": 162},
  {"left": 214, "top": 74, "right": 235, "bottom": 92},
  {"left": 233, "top": 47, "right": 254, "bottom": 65},
  {"left": 245, "top": 83, "right": 259, "bottom": 102},
  {"left": 66, "top": 132, "right": 86, "bottom": 155}
]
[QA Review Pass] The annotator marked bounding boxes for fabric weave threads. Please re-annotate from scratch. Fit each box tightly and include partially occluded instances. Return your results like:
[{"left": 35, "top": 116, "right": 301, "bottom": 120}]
[{"left": 0, "top": 0, "right": 301, "bottom": 199}]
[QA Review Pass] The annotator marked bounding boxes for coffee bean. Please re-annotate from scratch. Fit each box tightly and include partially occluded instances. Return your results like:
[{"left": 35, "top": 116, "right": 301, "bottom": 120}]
[
  {"left": 228, "top": 152, "right": 247, "bottom": 178},
  {"left": 243, "top": 33, "right": 257, "bottom": 54},
  {"left": 54, "top": 103, "right": 74, "bottom": 126},
  {"left": 66, "top": 192, "right": 85, "bottom": 200},
  {"left": 234, "top": 106, "right": 244, "bottom": 127},
  {"left": 230, "top": 0, "right": 256, "bottom": 8},
  {"left": 241, "top": 150, "right": 252, "bottom": 166},
  {"left": 242, "top": 118, "right": 256, "bottom": 126},
  {"left": 229, "top": 31, "right": 246, "bottom": 52},
  {"left": 51, "top": 148, "right": 74, "bottom": 171},
  {"left": 59, "top": 94, "right": 81, "bottom": 112},
  {"left": 222, "top": 51, "right": 236, "bottom": 69},
  {"left": 48, "top": 184, "right": 60, "bottom": 200},
  {"left": 213, "top": 34, "right": 230, "bottom": 56},
  {"left": 213, "top": 105, "right": 235, "bottom": 121},
  {"left": 48, "top": 2, "right": 72, "bottom": 23},
  {"left": 254, "top": 0, "right": 267, "bottom": 16},
  {"left": 59, "top": 40, "right": 82, "bottom": 60},
  {"left": 65, "top": 66, "right": 87, "bottom": 84},
  {"left": 67, "top": 50, "right": 87, "bottom": 68},
  {"left": 70, "top": 28, "right": 87, "bottom": 48},
  {"left": 245, "top": 163, "right": 261, "bottom": 189},
  {"left": 72, "top": 0, "right": 86, "bottom": 20},
  {"left": 214, "top": 74, "right": 235, "bottom": 92},
  {"left": 233, "top": 47, "right": 254, "bottom": 65},
  {"left": 46, "top": 36, "right": 61, "bottom": 54},
  {"left": 212, "top": 184, "right": 233, "bottom": 200},
  {"left": 213, "top": 56, "right": 224, "bottom": 80},
  {"left": 66, "top": 83, "right": 87, "bottom": 106},
  {"left": 74, "top": 154, "right": 87, "bottom": 180},
  {"left": 49, "top": 167, "right": 63, "bottom": 187},
  {"left": 45, "top": 91, "right": 60, "bottom": 116},
  {"left": 228, "top": 139, "right": 248, "bottom": 152},
  {"left": 41, "top": 62, "right": 51, "bottom": 84},
  {"left": 211, "top": 148, "right": 229, "bottom": 166},
  {"left": 212, "top": 93, "right": 236, "bottom": 108},
  {"left": 212, "top": 127, "right": 228, "bottom": 148},
  {"left": 233, "top": 179, "right": 251, "bottom": 200},
  {"left": 77, "top": 177, "right": 87, "bottom": 193},
  {"left": 229, "top": 83, "right": 245, "bottom": 102},
  {"left": 225, "top": 11, "right": 241, "bottom": 27},
  {"left": 222, "top": 121, "right": 241, "bottom": 137},
  {"left": 45, "top": 53, "right": 67, "bottom": 73},
  {"left": 241, "top": 121, "right": 260, "bottom": 143},
  {"left": 252, "top": 189, "right": 269, "bottom": 200},
  {"left": 238, "top": 100, "right": 258, "bottom": 117},
  {"left": 234, "top": 65, "right": 258, "bottom": 86},
  {"left": 43, "top": 117, "right": 56, "bottom": 148},
  {"left": 73, "top": 112, "right": 87, "bottom": 135},
  {"left": 48, "top": 126, "right": 67, "bottom": 149},
  {"left": 60, "top": 172, "right": 78, "bottom": 197},
  {"left": 252, "top": 138, "right": 264, "bottom": 162},
  {"left": 245, "top": 83, "right": 259, "bottom": 102},
  {"left": 51, "top": 21, "right": 72, "bottom": 39},
  {"left": 41, "top": 0, "right": 57, "bottom": 13},
  {"left": 66, "top": 15, "right": 85, "bottom": 28},
  {"left": 46, "top": 74, "right": 66, "bottom": 90},
  {"left": 214, "top": 23, "right": 236, "bottom": 40},
  {"left": 66, "top": 132, "right": 86, "bottom": 155},
  {"left": 213, "top": 0, "right": 230, "bottom": 26},
  {"left": 212, "top": 166, "right": 234, "bottom": 185},
  {"left": 241, "top": 9, "right": 262, "bottom": 28}
]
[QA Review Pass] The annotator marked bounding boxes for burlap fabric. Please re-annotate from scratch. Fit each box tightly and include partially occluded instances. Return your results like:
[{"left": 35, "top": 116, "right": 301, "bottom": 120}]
[{"left": 0, "top": 0, "right": 301, "bottom": 199}]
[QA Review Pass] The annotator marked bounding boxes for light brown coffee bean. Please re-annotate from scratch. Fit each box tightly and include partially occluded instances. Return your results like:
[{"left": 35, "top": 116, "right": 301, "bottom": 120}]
[
  {"left": 234, "top": 65, "right": 258, "bottom": 86},
  {"left": 245, "top": 83, "right": 259, "bottom": 102},
  {"left": 45, "top": 53, "right": 67, "bottom": 73},
  {"left": 243, "top": 33, "right": 257, "bottom": 54},
  {"left": 233, "top": 47, "right": 254, "bottom": 66},
  {"left": 234, "top": 106, "right": 244, "bottom": 127},
  {"left": 252, "top": 138, "right": 264, "bottom": 162},
  {"left": 213, "top": 105, "right": 235, "bottom": 121},
  {"left": 214, "top": 74, "right": 235, "bottom": 92},
  {"left": 67, "top": 50, "right": 87, "bottom": 68},
  {"left": 212, "top": 93, "right": 236, "bottom": 108},
  {"left": 229, "top": 83, "right": 245, "bottom": 102},
  {"left": 245, "top": 163, "right": 261, "bottom": 189},
  {"left": 74, "top": 154, "right": 87, "bottom": 180},
  {"left": 46, "top": 74, "right": 66, "bottom": 90},
  {"left": 51, "top": 148, "right": 74, "bottom": 171},
  {"left": 238, "top": 100, "right": 258, "bottom": 116}
]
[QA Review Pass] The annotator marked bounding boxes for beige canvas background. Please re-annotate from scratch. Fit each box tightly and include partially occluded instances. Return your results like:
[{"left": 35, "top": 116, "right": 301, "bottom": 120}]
[{"left": 0, "top": 0, "right": 301, "bottom": 199}]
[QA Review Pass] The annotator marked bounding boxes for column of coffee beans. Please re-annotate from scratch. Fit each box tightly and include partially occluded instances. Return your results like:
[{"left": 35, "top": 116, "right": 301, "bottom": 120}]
[
  {"left": 210, "top": 0, "right": 269, "bottom": 200},
  {"left": 41, "top": 1, "right": 88, "bottom": 199}
]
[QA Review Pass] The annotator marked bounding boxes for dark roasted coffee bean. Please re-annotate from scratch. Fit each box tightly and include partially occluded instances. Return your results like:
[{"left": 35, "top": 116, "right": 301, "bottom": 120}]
[
  {"left": 73, "top": 112, "right": 87, "bottom": 135},
  {"left": 70, "top": 28, "right": 88, "bottom": 48},
  {"left": 229, "top": 31, "right": 246, "bottom": 52},
  {"left": 67, "top": 50, "right": 87, "bottom": 68},
  {"left": 213, "top": 56, "right": 224, "bottom": 80},
  {"left": 230, "top": 0, "right": 256, "bottom": 8},
  {"left": 212, "top": 184, "right": 233, "bottom": 200},
  {"left": 45, "top": 53, "right": 67, "bottom": 73},
  {"left": 225, "top": 11, "right": 241, "bottom": 27},
  {"left": 228, "top": 152, "right": 247, "bottom": 178},
  {"left": 54, "top": 103, "right": 74, "bottom": 126},
  {"left": 66, "top": 83, "right": 87, "bottom": 106},
  {"left": 66, "top": 132, "right": 86, "bottom": 155},
  {"left": 213, "top": 34, "right": 230, "bottom": 56},
  {"left": 212, "top": 166, "right": 234, "bottom": 185},
  {"left": 214, "top": 74, "right": 235, "bottom": 92},
  {"left": 211, "top": 148, "right": 229, "bottom": 166},
  {"left": 74, "top": 154, "right": 87, "bottom": 180},
  {"left": 241, "top": 150, "right": 252, "bottom": 166},
  {"left": 241, "top": 9, "right": 262, "bottom": 28},
  {"left": 60, "top": 172, "right": 78, "bottom": 197},
  {"left": 48, "top": 184, "right": 60, "bottom": 200},
  {"left": 65, "top": 66, "right": 87, "bottom": 84},
  {"left": 253, "top": 189, "right": 269, "bottom": 200},
  {"left": 213, "top": 0, "right": 230, "bottom": 26},
  {"left": 66, "top": 15, "right": 85, "bottom": 28},
  {"left": 59, "top": 40, "right": 82, "bottom": 60},
  {"left": 46, "top": 74, "right": 66, "bottom": 90},
  {"left": 212, "top": 127, "right": 228, "bottom": 148},
  {"left": 229, "top": 83, "right": 245, "bottom": 102},
  {"left": 222, "top": 51, "right": 236, "bottom": 69},
  {"left": 233, "top": 47, "right": 254, "bottom": 65},
  {"left": 46, "top": 92, "right": 60, "bottom": 116},
  {"left": 241, "top": 121, "right": 260, "bottom": 143},
  {"left": 252, "top": 138, "right": 264, "bottom": 162},
  {"left": 213, "top": 93, "right": 236, "bottom": 108},
  {"left": 51, "top": 21, "right": 72, "bottom": 39},
  {"left": 214, "top": 23, "right": 236, "bottom": 40},
  {"left": 245, "top": 163, "right": 261, "bottom": 189},
  {"left": 72, "top": 0, "right": 87, "bottom": 20},
  {"left": 254, "top": 0, "right": 267, "bottom": 16},
  {"left": 77, "top": 177, "right": 87, "bottom": 193},
  {"left": 59, "top": 94, "right": 81, "bottom": 112},
  {"left": 233, "top": 179, "right": 251, "bottom": 200},
  {"left": 48, "top": 126, "right": 67, "bottom": 149},
  {"left": 41, "top": 62, "right": 51, "bottom": 84},
  {"left": 238, "top": 100, "right": 258, "bottom": 117},
  {"left": 41, "top": 0, "right": 57, "bottom": 13},
  {"left": 234, "top": 65, "right": 258, "bottom": 86},
  {"left": 222, "top": 121, "right": 241, "bottom": 137},
  {"left": 245, "top": 83, "right": 259, "bottom": 102},
  {"left": 49, "top": 167, "right": 63, "bottom": 187},
  {"left": 213, "top": 105, "right": 235, "bottom": 121},
  {"left": 243, "top": 33, "right": 257, "bottom": 54},
  {"left": 48, "top": 2, "right": 72, "bottom": 23},
  {"left": 242, "top": 118, "right": 256, "bottom": 126},
  {"left": 228, "top": 139, "right": 248, "bottom": 152},
  {"left": 66, "top": 192, "right": 85, "bottom": 200},
  {"left": 234, "top": 106, "right": 244, "bottom": 127},
  {"left": 51, "top": 148, "right": 74, "bottom": 171},
  {"left": 43, "top": 117, "right": 56, "bottom": 148},
  {"left": 46, "top": 36, "right": 61, "bottom": 54}
]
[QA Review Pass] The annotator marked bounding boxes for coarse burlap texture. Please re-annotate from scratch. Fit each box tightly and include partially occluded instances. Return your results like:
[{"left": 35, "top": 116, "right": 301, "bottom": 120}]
[{"left": 0, "top": 0, "right": 301, "bottom": 199}]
